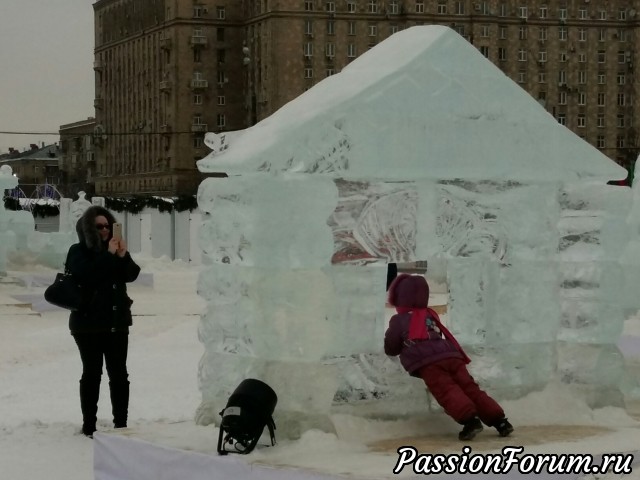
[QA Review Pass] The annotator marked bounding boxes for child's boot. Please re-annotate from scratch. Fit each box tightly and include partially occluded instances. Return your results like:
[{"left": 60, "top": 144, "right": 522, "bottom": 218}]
[
  {"left": 458, "top": 417, "right": 483, "bottom": 441},
  {"left": 494, "top": 418, "right": 514, "bottom": 437}
]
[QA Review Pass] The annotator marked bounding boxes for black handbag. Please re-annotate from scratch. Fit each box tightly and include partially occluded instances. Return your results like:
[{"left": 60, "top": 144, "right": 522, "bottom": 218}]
[{"left": 44, "top": 270, "right": 84, "bottom": 311}]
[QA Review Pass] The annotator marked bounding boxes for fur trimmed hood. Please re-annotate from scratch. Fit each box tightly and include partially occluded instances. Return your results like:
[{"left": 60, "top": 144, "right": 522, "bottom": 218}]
[{"left": 76, "top": 206, "right": 117, "bottom": 252}]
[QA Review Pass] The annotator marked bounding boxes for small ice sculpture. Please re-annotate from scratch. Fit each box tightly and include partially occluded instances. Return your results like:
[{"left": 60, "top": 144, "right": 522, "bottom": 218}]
[{"left": 195, "top": 26, "right": 638, "bottom": 435}]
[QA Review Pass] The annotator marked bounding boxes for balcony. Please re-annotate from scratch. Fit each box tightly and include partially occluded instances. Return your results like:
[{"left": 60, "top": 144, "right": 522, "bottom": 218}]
[
  {"left": 93, "top": 59, "right": 103, "bottom": 70},
  {"left": 94, "top": 98, "right": 104, "bottom": 109},
  {"left": 191, "top": 35, "right": 208, "bottom": 46},
  {"left": 191, "top": 123, "right": 208, "bottom": 133},
  {"left": 159, "top": 80, "right": 172, "bottom": 91},
  {"left": 159, "top": 37, "right": 172, "bottom": 50},
  {"left": 190, "top": 79, "right": 209, "bottom": 89}
]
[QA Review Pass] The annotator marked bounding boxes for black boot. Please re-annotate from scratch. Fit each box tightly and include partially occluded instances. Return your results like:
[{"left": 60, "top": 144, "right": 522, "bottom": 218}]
[
  {"left": 110, "top": 380, "right": 129, "bottom": 428},
  {"left": 79, "top": 378, "right": 100, "bottom": 437},
  {"left": 458, "top": 417, "right": 483, "bottom": 441},
  {"left": 494, "top": 418, "right": 514, "bottom": 437}
]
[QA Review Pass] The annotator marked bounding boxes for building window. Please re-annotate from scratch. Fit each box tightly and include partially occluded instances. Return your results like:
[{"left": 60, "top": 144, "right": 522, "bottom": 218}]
[
  {"left": 597, "top": 135, "right": 605, "bottom": 149},
  {"left": 517, "top": 71, "right": 526, "bottom": 84},
  {"left": 599, "top": 29, "right": 606, "bottom": 42},
  {"left": 390, "top": 25, "right": 400, "bottom": 34},
  {"left": 618, "top": 115, "right": 625, "bottom": 128},
  {"left": 559, "top": 70, "right": 566, "bottom": 84},
  {"left": 579, "top": 29, "right": 587, "bottom": 42},
  {"left": 617, "top": 135, "right": 625, "bottom": 148},
  {"left": 479, "top": 46, "right": 489, "bottom": 58},
  {"left": 599, "top": 10, "right": 607, "bottom": 20},
  {"left": 578, "top": 71, "right": 587, "bottom": 84},
  {"left": 193, "top": 115, "right": 203, "bottom": 125},
  {"left": 499, "top": 3, "right": 507, "bottom": 17},
  {"left": 326, "top": 68, "right": 335, "bottom": 77},
  {"left": 415, "top": 1, "right": 424, "bottom": 14},
  {"left": 193, "top": 136, "right": 204, "bottom": 148},
  {"left": 326, "top": 1, "right": 335, "bottom": 12},
  {"left": 305, "top": 20, "right": 313, "bottom": 35},
  {"left": 519, "top": 26, "right": 527, "bottom": 40},
  {"left": 618, "top": 51, "right": 627, "bottom": 64},
  {"left": 193, "top": 6, "right": 204, "bottom": 18},
  {"left": 437, "top": 1, "right": 447, "bottom": 14},
  {"left": 498, "top": 47, "right": 506, "bottom": 61},
  {"left": 598, "top": 115, "right": 605, "bottom": 128},
  {"left": 327, "top": 20, "right": 335, "bottom": 35},
  {"left": 217, "top": 114, "right": 226, "bottom": 128},
  {"left": 618, "top": 93, "right": 626, "bottom": 106},
  {"left": 304, "top": 67, "right": 313, "bottom": 78},
  {"left": 499, "top": 25, "right": 507, "bottom": 39},
  {"left": 326, "top": 42, "right": 335, "bottom": 58},
  {"left": 454, "top": 2, "right": 464, "bottom": 15},
  {"left": 193, "top": 94, "right": 202, "bottom": 105},
  {"left": 578, "top": 53, "right": 586, "bottom": 63},
  {"left": 598, "top": 93, "right": 606, "bottom": 106},
  {"left": 558, "top": 113, "right": 566, "bottom": 125},
  {"left": 193, "top": 49, "right": 201, "bottom": 62},
  {"left": 539, "top": 5, "right": 548, "bottom": 19},
  {"left": 579, "top": 8, "right": 587, "bottom": 20},
  {"left": 578, "top": 114, "right": 586, "bottom": 127},
  {"left": 539, "top": 27, "right": 547, "bottom": 41},
  {"left": 368, "top": 0, "right": 378, "bottom": 14},
  {"left": 217, "top": 28, "right": 225, "bottom": 42},
  {"left": 618, "top": 9, "right": 627, "bottom": 20},
  {"left": 598, "top": 72, "right": 606, "bottom": 84},
  {"left": 578, "top": 92, "right": 586, "bottom": 105},
  {"left": 618, "top": 29, "right": 628, "bottom": 42},
  {"left": 389, "top": 0, "right": 399, "bottom": 14},
  {"left": 559, "top": 8, "right": 567, "bottom": 20},
  {"left": 481, "top": 25, "right": 490, "bottom": 38},
  {"left": 559, "top": 52, "right": 567, "bottom": 62},
  {"left": 518, "top": 49, "right": 527, "bottom": 62},
  {"left": 217, "top": 70, "right": 226, "bottom": 84},
  {"left": 347, "top": 1, "right": 356, "bottom": 13},
  {"left": 538, "top": 51, "right": 547, "bottom": 63},
  {"left": 217, "top": 95, "right": 225, "bottom": 106},
  {"left": 559, "top": 91, "right": 567, "bottom": 105},
  {"left": 559, "top": 27, "right": 567, "bottom": 41},
  {"left": 618, "top": 73, "right": 626, "bottom": 85},
  {"left": 348, "top": 21, "right": 356, "bottom": 35},
  {"left": 597, "top": 50, "right": 606, "bottom": 63},
  {"left": 304, "top": 42, "right": 313, "bottom": 57},
  {"left": 348, "top": 44, "right": 356, "bottom": 57},
  {"left": 369, "top": 24, "right": 377, "bottom": 36},
  {"left": 538, "top": 71, "right": 546, "bottom": 83},
  {"left": 305, "top": 1, "right": 314, "bottom": 11},
  {"left": 217, "top": 6, "right": 226, "bottom": 19},
  {"left": 518, "top": 6, "right": 528, "bottom": 18}
]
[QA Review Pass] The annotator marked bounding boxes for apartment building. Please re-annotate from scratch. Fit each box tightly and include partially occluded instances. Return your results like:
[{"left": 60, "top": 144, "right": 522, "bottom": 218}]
[
  {"left": 59, "top": 117, "right": 97, "bottom": 197},
  {"left": 93, "top": 0, "right": 638, "bottom": 196}
]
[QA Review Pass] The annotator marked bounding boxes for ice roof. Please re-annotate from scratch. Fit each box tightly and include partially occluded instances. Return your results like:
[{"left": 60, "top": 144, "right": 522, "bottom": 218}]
[{"left": 198, "top": 26, "right": 626, "bottom": 183}]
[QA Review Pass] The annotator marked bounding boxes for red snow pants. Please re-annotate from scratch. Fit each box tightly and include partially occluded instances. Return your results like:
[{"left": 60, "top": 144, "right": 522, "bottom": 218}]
[{"left": 417, "top": 358, "right": 504, "bottom": 426}]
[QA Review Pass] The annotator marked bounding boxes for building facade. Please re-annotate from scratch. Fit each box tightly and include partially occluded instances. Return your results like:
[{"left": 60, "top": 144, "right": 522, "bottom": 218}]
[
  {"left": 59, "top": 117, "right": 97, "bottom": 198},
  {"left": 0, "top": 144, "right": 62, "bottom": 198},
  {"left": 93, "top": 0, "right": 639, "bottom": 196}
]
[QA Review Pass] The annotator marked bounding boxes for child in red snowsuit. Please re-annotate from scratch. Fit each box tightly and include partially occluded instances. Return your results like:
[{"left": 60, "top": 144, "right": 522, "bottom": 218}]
[{"left": 384, "top": 273, "right": 513, "bottom": 441}]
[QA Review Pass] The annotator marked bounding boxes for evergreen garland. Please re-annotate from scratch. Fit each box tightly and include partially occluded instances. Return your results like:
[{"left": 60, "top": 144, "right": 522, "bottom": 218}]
[{"left": 3, "top": 195, "right": 198, "bottom": 218}]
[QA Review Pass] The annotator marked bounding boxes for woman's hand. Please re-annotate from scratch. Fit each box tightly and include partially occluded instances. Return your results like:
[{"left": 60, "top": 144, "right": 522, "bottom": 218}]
[
  {"left": 116, "top": 239, "right": 128, "bottom": 258},
  {"left": 108, "top": 238, "right": 119, "bottom": 255}
]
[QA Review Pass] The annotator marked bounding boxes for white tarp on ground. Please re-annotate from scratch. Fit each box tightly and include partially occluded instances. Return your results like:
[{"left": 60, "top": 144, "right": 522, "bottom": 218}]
[
  {"left": 93, "top": 433, "right": 343, "bottom": 480},
  {"left": 92, "top": 431, "right": 640, "bottom": 480}
]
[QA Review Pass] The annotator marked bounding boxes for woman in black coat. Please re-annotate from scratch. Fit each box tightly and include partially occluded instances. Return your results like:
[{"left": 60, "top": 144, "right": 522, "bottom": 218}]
[{"left": 65, "top": 206, "right": 140, "bottom": 437}]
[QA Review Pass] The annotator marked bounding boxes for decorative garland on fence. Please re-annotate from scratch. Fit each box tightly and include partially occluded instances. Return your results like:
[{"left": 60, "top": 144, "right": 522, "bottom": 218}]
[{"left": 3, "top": 195, "right": 198, "bottom": 218}]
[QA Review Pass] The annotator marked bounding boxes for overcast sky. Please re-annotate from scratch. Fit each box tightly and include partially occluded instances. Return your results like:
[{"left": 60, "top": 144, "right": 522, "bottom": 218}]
[{"left": 0, "top": 0, "right": 94, "bottom": 153}]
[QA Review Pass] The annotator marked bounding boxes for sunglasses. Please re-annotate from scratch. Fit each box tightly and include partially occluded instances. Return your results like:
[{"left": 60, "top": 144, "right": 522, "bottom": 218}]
[{"left": 96, "top": 223, "right": 111, "bottom": 231}]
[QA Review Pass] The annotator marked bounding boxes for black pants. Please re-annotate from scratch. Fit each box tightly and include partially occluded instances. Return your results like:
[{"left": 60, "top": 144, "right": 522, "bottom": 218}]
[{"left": 73, "top": 331, "right": 129, "bottom": 430}]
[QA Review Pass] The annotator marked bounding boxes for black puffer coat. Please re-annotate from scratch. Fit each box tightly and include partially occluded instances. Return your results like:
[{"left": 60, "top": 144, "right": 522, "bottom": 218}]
[{"left": 65, "top": 206, "right": 141, "bottom": 334}]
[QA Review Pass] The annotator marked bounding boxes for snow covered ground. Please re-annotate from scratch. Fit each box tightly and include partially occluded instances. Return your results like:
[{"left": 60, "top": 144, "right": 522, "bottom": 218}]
[{"left": 1, "top": 258, "right": 640, "bottom": 479}]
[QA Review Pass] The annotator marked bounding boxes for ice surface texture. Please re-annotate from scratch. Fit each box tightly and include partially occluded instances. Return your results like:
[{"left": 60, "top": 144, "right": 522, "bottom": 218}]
[{"left": 195, "top": 26, "right": 637, "bottom": 433}]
